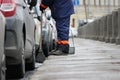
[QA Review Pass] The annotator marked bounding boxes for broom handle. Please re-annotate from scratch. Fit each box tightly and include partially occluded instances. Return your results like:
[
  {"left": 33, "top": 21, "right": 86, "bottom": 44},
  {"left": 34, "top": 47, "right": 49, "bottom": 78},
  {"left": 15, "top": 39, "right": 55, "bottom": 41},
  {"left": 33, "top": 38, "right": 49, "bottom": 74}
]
[
  {"left": 39, "top": 11, "right": 43, "bottom": 51},
  {"left": 70, "top": 30, "right": 75, "bottom": 47}
]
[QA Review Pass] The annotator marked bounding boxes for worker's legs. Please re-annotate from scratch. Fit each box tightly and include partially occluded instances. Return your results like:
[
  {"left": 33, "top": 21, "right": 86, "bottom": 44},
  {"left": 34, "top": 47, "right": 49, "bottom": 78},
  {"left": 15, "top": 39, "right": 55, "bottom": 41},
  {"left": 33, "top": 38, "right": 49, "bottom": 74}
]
[
  {"left": 56, "top": 17, "right": 70, "bottom": 40},
  {"left": 51, "top": 16, "right": 70, "bottom": 55}
]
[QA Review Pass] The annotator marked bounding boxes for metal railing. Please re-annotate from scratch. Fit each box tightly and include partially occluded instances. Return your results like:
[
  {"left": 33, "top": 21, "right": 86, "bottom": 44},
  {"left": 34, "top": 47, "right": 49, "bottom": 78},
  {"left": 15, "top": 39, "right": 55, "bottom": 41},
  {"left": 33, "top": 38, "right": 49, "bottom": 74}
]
[
  {"left": 74, "top": 0, "right": 120, "bottom": 21},
  {"left": 78, "top": 8, "right": 120, "bottom": 45}
]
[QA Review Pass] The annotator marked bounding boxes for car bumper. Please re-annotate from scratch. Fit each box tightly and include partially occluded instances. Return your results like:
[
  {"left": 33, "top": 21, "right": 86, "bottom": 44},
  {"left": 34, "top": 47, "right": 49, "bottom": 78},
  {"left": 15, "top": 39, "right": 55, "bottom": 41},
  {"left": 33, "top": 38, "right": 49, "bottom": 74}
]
[{"left": 5, "top": 15, "right": 23, "bottom": 65}]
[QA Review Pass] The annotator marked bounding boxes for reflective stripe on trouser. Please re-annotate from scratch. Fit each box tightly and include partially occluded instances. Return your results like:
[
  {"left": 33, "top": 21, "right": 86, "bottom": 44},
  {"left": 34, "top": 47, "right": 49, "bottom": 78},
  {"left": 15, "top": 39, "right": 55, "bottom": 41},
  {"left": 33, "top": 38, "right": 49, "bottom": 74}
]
[
  {"left": 56, "top": 40, "right": 69, "bottom": 44},
  {"left": 55, "top": 17, "right": 70, "bottom": 53}
]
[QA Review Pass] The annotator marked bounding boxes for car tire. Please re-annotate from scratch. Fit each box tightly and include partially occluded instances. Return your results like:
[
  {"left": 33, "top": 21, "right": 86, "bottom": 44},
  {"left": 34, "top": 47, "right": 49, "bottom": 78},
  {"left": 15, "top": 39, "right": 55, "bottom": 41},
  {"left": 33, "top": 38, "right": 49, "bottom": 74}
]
[
  {"left": 6, "top": 55, "right": 25, "bottom": 78},
  {"left": 26, "top": 46, "right": 35, "bottom": 71},
  {"left": 52, "top": 39, "right": 56, "bottom": 50},
  {"left": 16, "top": 38, "right": 25, "bottom": 78},
  {"left": 18, "top": 34, "right": 25, "bottom": 78},
  {"left": 18, "top": 54, "right": 25, "bottom": 78},
  {"left": 43, "top": 41, "right": 49, "bottom": 57},
  {"left": 6, "top": 34, "right": 25, "bottom": 79},
  {"left": 49, "top": 32, "right": 53, "bottom": 52},
  {"left": 42, "top": 32, "right": 50, "bottom": 57},
  {"left": 0, "top": 55, "right": 6, "bottom": 80}
]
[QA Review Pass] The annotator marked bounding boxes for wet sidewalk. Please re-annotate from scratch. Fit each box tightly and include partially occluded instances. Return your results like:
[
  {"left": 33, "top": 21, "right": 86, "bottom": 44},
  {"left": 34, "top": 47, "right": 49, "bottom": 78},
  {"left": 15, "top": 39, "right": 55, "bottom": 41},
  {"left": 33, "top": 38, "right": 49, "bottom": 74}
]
[{"left": 28, "top": 38, "right": 120, "bottom": 80}]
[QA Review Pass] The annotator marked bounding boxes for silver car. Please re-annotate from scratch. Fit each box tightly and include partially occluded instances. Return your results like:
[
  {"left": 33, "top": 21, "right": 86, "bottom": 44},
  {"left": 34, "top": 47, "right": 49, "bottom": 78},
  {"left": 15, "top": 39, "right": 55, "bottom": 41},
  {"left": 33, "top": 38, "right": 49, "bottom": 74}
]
[
  {"left": 32, "top": 2, "right": 52, "bottom": 57},
  {"left": 0, "top": 11, "right": 6, "bottom": 80},
  {"left": 0, "top": 0, "right": 36, "bottom": 78}
]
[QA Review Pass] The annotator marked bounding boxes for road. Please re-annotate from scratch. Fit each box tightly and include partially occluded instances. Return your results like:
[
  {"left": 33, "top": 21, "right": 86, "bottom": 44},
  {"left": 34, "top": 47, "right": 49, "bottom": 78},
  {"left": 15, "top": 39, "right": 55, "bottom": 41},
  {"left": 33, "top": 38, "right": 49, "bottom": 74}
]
[{"left": 8, "top": 38, "right": 120, "bottom": 80}]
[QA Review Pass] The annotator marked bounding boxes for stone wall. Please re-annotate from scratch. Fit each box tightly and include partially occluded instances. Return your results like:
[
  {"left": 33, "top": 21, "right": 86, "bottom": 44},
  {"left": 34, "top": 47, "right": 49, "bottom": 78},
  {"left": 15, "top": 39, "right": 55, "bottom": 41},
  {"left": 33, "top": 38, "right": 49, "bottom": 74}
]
[{"left": 78, "top": 8, "right": 120, "bottom": 45}]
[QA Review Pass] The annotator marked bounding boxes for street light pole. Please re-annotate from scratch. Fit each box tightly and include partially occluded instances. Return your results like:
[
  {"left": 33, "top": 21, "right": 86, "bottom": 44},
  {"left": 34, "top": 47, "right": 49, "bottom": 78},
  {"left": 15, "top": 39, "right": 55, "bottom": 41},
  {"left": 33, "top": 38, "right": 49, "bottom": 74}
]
[
  {"left": 84, "top": 0, "right": 88, "bottom": 23},
  {"left": 87, "top": 0, "right": 90, "bottom": 19}
]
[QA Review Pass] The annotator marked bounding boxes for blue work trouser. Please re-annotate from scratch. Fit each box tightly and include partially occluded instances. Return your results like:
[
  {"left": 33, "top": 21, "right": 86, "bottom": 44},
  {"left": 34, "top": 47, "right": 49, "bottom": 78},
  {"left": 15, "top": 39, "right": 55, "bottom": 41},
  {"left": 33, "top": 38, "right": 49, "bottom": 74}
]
[
  {"left": 55, "top": 16, "right": 70, "bottom": 40},
  {"left": 55, "top": 16, "right": 70, "bottom": 53}
]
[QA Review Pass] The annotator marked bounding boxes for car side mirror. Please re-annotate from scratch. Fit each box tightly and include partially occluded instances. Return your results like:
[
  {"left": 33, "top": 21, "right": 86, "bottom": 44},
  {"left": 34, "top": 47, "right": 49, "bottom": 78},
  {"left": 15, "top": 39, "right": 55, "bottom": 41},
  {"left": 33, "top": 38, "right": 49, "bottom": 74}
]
[
  {"left": 47, "top": 16, "right": 51, "bottom": 20},
  {"left": 28, "top": 0, "right": 37, "bottom": 10}
]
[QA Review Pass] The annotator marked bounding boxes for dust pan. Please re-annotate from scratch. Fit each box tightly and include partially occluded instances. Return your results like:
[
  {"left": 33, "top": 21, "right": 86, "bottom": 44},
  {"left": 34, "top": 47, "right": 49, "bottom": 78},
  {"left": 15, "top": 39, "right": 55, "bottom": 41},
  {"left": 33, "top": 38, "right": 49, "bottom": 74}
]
[{"left": 69, "top": 30, "right": 75, "bottom": 54}]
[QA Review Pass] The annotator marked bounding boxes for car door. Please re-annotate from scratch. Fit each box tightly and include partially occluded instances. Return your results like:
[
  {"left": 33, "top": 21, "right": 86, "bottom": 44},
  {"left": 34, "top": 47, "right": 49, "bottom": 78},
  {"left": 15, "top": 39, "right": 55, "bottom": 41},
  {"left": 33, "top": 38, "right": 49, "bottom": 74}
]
[{"left": 0, "top": 11, "right": 6, "bottom": 80}]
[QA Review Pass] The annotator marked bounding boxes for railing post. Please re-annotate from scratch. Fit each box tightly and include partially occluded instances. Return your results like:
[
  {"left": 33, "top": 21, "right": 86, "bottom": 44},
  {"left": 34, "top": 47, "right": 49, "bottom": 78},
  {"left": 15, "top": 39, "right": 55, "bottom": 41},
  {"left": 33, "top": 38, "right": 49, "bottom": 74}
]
[
  {"left": 92, "top": 20, "right": 95, "bottom": 40},
  {"left": 102, "top": 15, "right": 107, "bottom": 41},
  {"left": 110, "top": 10, "right": 118, "bottom": 43},
  {"left": 105, "top": 14, "right": 112, "bottom": 43},
  {"left": 99, "top": 17, "right": 104, "bottom": 41},
  {"left": 96, "top": 19, "right": 100, "bottom": 40},
  {"left": 94, "top": 19, "right": 99, "bottom": 40},
  {"left": 90, "top": 22, "right": 94, "bottom": 39},
  {"left": 116, "top": 8, "right": 120, "bottom": 44},
  {"left": 92, "top": 20, "right": 96, "bottom": 40}
]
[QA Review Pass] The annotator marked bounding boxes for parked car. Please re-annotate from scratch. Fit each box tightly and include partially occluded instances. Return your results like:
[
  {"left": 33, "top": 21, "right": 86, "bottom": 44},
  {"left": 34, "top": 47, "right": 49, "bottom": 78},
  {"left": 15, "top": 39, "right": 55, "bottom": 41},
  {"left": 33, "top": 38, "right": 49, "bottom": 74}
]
[
  {"left": 32, "top": 1, "right": 42, "bottom": 52},
  {"left": 0, "top": 11, "right": 6, "bottom": 80},
  {"left": 0, "top": 0, "right": 37, "bottom": 78},
  {"left": 29, "top": 1, "right": 46, "bottom": 63},
  {"left": 33, "top": 13, "right": 46, "bottom": 63},
  {"left": 34, "top": 18, "right": 41, "bottom": 52},
  {"left": 47, "top": 14, "right": 57, "bottom": 50},
  {"left": 34, "top": 2, "right": 56, "bottom": 57},
  {"left": 40, "top": 12, "right": 52, "bottom": 57}
]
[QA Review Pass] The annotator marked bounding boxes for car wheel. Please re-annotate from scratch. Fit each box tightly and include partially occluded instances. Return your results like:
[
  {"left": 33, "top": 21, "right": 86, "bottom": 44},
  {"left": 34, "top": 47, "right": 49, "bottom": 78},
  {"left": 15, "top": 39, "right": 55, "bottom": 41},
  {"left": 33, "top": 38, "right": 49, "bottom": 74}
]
[
  {"left": 18, "top": 34, "right": 25, "bottom": 78},
  {"left": 42, "top": 33, "right": 50, "bottom": 57},
  {"left": 6, "top": 35, "right": 25, "bottom": 79},
  {"left": 16, "top": 37, "right": 25, "bottom": 78},
  {"left": 52, "top": 39, "right": 56, "bottom": 50},
  {"left": 0, "top": 55, "right": 6, "bottom": 80},
  {"left": 18, "top": 54, "right": 25, "bottom": 78},
  {"left": 7, "top": 54, "right": 25, "bottom": 78},
  {"left": 49, "top": 32, "right": 53, "bottom": 52},
  {"left": 43, "top": 41, "right": 49, "bottom": 57},
  {"left": 26, "top": 46, "right": 35, "bottom": 70}
]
